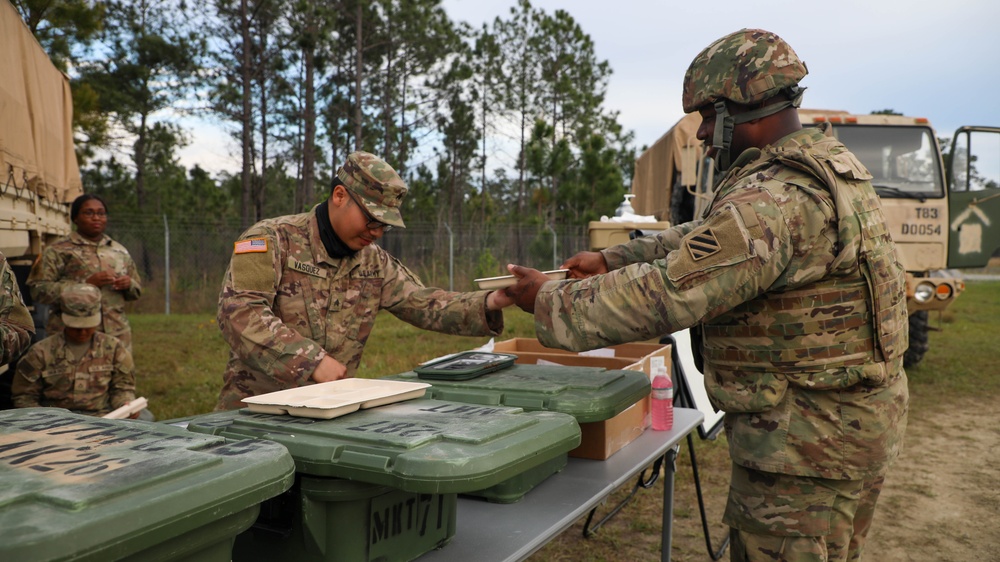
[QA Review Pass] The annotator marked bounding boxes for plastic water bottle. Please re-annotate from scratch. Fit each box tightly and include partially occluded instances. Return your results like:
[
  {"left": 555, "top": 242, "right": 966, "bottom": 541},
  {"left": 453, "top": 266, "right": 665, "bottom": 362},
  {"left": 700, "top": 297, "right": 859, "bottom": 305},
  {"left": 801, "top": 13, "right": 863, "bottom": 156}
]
[{"left": 651, "top": 367, "right": 673, "bottom": 431}]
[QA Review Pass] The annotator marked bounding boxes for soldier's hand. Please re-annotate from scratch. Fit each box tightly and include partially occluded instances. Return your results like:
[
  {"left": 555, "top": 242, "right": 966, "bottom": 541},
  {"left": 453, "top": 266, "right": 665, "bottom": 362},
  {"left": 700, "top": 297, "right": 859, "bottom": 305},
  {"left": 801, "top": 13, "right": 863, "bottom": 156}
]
[
  {"left": 112, "top": 275, "right": 132, "bottom": 291},
  {"left": 86, "top": 270, "right": 116, "bottom": 287},
  {"left": 311, "top": 355, "right": 348, "bottom": 383},
  {"left": 486, "top": 290, "right": 514, "bottom": 311},
  {"left": 561, "top": 251, "right": 608, "bottom": 279},
  {"left": 502, "top": 264, "right": 548, "bottom": 313}
]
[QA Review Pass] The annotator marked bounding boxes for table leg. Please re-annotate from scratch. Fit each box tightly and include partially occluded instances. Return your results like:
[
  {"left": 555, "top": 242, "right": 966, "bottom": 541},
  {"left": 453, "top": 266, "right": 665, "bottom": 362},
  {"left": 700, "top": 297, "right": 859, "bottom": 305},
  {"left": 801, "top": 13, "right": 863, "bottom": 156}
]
[{"left": 661, "top": 446, "right": 678, "bottom": 562}]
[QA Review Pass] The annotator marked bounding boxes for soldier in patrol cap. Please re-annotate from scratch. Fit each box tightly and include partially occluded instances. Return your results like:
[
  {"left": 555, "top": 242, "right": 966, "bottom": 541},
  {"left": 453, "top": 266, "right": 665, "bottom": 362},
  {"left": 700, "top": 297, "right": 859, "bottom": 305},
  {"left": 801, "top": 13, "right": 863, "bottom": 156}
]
[
  {"left": 214, "top": 151, "right": 515, "bottom": 410},
  {"left": 505, "top": 29, "right": 907, "bottom": 561},
  {"left": 12, "top": 283, "right": 138, "bottom": 417}
]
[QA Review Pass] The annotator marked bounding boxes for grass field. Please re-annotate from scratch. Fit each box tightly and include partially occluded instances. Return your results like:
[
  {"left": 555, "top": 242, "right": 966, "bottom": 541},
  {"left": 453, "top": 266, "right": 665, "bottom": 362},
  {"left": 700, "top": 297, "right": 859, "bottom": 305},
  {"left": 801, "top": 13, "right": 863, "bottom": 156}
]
[{"left": 130, "top": 280, "right": 999, "bottom": 560}]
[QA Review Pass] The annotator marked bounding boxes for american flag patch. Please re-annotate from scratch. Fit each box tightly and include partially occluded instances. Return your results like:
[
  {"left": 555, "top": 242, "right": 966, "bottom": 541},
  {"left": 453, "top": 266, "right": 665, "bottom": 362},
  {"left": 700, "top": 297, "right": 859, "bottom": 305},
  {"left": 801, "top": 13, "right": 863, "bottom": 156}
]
[{"left": 234, "top": 238, "right": 268, "bottom": 254}]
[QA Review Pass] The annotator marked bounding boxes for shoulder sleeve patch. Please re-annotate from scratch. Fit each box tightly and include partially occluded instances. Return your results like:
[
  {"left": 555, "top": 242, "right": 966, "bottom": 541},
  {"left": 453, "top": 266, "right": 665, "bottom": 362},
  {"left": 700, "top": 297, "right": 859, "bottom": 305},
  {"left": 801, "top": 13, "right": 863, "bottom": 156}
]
[
  {"left": 667, "top": 202, "right": 756, "bottom": 283},
  {"left": 231, "top": 238, "right": 278, "bottom": 293},
  {"left": 234, "top": 238, "right": 268, "bottom": 254}
]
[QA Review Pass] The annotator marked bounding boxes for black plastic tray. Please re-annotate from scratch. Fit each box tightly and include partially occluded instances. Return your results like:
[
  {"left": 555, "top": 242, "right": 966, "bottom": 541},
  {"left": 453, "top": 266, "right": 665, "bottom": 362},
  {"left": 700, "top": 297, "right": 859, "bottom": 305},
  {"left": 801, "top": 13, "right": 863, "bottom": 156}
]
[{"left": 415, "top": 351, "right": 518, "bottom": 380}]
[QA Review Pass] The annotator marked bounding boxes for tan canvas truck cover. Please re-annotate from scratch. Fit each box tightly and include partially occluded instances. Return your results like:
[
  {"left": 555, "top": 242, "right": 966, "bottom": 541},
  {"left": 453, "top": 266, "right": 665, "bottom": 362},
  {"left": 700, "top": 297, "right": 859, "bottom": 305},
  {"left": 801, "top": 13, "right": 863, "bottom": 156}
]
[
  {"left": 631, "top": 110, "right": 852, "bottom": 220},
  {"left": 631, "top": 112, "right": 701, "bottom": 219},
  {"left": 0, "top": 0, "right": 81, "bottom": 259}
]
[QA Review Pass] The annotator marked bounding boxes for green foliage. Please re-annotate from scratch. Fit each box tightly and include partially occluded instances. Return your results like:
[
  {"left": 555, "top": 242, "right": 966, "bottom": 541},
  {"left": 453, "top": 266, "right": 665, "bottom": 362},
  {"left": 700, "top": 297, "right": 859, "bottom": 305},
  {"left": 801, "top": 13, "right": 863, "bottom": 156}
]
[
  {"left": 526, "top": 228, "right": 557, "bottom": 270},
  {"left": 24, "top": 0, "right": 639, "bottom": 228},
  {"left": 472, "top": 248, "right": 502, "bottom": 282},
  {"left": 12, "top": 0, "right": 104, "bottom": 71}
]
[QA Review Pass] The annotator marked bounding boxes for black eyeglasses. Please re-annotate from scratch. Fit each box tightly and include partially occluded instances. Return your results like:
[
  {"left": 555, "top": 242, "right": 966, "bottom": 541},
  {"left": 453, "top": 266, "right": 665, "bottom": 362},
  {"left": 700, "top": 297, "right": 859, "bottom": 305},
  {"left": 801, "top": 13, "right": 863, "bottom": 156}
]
[
  {"left": 346, "top": 190, "right": 392, "bottom": 232},
  {"left": 79, "top": 210, "right": 107, "bottom": 218}
]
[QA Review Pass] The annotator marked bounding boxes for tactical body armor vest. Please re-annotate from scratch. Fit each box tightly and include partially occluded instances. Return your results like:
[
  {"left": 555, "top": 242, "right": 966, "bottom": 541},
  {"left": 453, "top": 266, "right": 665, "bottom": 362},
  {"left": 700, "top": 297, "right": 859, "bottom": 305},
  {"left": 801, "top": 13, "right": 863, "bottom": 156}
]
[{"left": 701, "top": 127, "right": 908, "bottom": 378}]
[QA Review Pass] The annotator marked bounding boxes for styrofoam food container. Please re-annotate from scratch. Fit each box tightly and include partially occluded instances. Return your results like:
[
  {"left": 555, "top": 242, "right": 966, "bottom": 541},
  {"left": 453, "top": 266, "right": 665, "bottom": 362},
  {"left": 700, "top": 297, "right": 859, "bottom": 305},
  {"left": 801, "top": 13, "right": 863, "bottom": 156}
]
[
  {"left": 241, "top": 379, "right": 431, "bottom": 419},
  {"left": 474, "top": 269, "right": 569, "bottom": 290}
]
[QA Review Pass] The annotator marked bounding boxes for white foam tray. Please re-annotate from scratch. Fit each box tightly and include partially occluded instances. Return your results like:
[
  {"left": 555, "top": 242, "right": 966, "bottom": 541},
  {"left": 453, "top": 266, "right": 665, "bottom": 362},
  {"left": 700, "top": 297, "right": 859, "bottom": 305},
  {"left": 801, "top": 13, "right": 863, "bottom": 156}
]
[
  {"left": 474, "top": 269, "right": 569, "bottom": 290},
  {"left": 241, "top": 379, "right": 431, "bottom": 419}
]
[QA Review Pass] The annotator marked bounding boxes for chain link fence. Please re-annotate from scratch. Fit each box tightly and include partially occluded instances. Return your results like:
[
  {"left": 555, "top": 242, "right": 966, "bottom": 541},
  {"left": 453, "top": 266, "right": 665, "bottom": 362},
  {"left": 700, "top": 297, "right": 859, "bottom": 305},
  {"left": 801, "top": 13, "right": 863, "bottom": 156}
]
[{"left": 108, "top": 214, "right": 592, "bottom": 314}]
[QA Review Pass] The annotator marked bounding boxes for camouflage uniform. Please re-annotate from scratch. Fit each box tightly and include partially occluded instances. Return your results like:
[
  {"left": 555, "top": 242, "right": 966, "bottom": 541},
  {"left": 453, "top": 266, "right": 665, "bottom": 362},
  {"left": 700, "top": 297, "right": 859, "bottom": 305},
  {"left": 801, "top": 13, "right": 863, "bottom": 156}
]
[
  {"left": 532, "top": 30, "right": 908, "bottom": 562},
  {"left": 0, "top": 251, "right": 34, "bottom": 365},
  {"left": 27, "top": 231, "right": 142, "bottom": 351},
  {"left": 11, "top": 284, "right": 135, "bottom": 416},
  {"left": 215, "top": 152, "right": 503, "bottom": 411},
  {"left": 11, "top": 331, "right": 135, "bottom": 416}
]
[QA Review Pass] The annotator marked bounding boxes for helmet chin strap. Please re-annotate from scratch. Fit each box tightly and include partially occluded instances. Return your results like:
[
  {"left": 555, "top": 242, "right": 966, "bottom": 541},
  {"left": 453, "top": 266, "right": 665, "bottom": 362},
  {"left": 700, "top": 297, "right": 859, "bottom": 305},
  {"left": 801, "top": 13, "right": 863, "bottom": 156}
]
[{"left": 710, "top": 86, "right": 807, "bottom": 173}]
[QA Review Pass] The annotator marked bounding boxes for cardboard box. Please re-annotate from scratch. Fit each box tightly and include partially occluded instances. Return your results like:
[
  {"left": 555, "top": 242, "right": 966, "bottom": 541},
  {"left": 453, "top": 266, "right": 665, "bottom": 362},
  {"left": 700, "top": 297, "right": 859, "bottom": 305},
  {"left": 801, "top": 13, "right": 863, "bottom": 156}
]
[
  {"left": 493, "top": 338, "right": 665, "bottom": 369},
  {"left": 571, "top": 399, "right": 649, "bottom": 460},
  {"left": 588, "top": 220, "right": 672, "bottom": 250},
  {"left": 492, "top": 338, "right": 672, "bottom": 460}
]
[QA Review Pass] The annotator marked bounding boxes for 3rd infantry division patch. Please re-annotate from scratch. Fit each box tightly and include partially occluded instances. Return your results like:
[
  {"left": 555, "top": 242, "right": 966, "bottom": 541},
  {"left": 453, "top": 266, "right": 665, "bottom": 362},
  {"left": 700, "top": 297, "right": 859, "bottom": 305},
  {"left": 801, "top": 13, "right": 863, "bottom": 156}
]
[{"left": 686, "top": 228, "right": 721, "bottom": 261}]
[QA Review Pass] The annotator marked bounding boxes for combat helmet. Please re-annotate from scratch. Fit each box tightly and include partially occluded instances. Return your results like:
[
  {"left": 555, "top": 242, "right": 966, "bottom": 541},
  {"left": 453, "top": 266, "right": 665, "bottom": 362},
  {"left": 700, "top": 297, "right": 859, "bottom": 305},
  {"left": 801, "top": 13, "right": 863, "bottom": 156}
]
[{"left": 682, "top": 29, "right": 808, "bottom": 171}]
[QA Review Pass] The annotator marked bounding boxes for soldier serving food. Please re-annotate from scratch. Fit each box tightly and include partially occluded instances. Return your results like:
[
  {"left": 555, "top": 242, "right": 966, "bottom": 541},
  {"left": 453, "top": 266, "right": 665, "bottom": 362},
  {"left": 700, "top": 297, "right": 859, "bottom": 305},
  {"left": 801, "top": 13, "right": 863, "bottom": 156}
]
[
  {"left": 505, "top": 29, "right": 908, "bottom": 561},
  {"left": 215, "top": 151, "right": 514, "bottom": 411}
]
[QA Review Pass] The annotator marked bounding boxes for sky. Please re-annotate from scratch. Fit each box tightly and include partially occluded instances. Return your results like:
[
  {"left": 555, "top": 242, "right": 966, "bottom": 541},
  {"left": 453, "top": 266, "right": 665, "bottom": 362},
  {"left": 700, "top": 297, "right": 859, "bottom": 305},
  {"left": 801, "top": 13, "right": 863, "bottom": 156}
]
[{"left": 178, "top": 0, "right": 1000, "bottom": 176}]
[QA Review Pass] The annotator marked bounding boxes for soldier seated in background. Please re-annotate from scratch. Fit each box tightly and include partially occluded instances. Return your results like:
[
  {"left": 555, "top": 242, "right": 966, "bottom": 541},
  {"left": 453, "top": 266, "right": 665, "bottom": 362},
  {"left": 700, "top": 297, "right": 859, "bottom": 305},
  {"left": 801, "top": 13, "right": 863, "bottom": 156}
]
[{"left": 12, "top": 283, "right": 143, "bottom": 418}]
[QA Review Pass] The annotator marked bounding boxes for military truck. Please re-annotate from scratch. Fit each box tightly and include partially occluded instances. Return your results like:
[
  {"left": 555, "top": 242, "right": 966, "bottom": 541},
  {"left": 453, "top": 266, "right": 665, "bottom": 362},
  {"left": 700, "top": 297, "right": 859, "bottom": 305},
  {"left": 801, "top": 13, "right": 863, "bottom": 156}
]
[
  {"left": 0, "top": 0, "right": 81, "bottom": 401},
  {"left": 629, "top": 109, "right": 1000, "bottom": 367}
]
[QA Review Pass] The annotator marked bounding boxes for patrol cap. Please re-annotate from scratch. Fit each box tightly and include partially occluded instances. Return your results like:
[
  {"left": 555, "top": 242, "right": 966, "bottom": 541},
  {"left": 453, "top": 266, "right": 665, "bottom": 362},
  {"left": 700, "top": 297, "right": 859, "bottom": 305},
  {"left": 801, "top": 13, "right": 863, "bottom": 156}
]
[
  {"left": 61, "top": 283, "right": 102, "bottom": 329},
  {"left": 336, "top": 151, "right": 408, "bottom": 228}
]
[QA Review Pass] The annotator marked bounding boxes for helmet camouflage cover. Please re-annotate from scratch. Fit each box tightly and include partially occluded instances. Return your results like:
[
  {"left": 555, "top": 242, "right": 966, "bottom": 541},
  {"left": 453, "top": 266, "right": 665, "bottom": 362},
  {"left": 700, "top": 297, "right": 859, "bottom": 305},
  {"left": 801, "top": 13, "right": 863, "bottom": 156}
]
[{"left": 682, "top": 28, "right": 808, "bottom": 113}]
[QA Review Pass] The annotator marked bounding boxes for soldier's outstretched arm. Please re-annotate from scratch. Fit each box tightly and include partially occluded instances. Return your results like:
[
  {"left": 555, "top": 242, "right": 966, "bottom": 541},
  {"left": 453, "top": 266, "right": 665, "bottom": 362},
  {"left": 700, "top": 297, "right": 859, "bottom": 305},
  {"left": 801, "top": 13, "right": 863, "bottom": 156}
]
[
  {"left": 600, "top": 220, "right": 703, "bottom": 270},
  {"left": 532, "top": 191, "right": 815, "bottom": 352}
]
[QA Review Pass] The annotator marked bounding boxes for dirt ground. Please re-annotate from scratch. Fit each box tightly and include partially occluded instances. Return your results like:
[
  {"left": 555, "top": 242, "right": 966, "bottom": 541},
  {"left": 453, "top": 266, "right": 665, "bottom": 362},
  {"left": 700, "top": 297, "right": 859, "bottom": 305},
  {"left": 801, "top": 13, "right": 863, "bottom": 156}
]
[
  {"left": 863, "top": 396, "right": 1000, "bottom": 562},
  {"left": 534, "top": 395, "right": 1000, "bottom": 561}
]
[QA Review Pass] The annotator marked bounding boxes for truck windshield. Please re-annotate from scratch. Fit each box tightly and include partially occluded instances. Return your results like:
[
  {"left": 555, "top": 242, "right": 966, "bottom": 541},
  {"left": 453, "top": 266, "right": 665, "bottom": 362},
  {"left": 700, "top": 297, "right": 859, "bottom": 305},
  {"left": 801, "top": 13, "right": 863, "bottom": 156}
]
[{"left": 831, "top": 125, "right": 944, "bottom": 198}]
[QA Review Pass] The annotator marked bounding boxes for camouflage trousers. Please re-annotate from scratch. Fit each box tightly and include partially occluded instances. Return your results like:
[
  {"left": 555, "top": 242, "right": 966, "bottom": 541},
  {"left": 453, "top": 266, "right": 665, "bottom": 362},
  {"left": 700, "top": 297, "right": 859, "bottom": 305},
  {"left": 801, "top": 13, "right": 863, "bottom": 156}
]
[{"left": 724, "top": 464, "right": 885, "bottom": 562}]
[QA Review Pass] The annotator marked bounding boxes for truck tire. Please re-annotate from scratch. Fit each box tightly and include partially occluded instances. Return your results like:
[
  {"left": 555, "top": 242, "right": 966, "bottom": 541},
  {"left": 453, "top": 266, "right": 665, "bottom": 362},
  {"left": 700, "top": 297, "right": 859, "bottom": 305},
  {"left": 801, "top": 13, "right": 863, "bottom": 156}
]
[{"left": 903, "top": 310, "right": 929, "bottom": 368}]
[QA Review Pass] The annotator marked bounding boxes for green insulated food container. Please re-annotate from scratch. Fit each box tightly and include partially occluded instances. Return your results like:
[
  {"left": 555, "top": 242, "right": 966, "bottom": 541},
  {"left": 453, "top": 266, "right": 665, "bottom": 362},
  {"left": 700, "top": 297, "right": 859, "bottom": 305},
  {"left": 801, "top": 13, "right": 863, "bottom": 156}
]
[
  {"left": 184, "top": 399, "right": 580, "bottom": 562},
  {"left": 386, "top": 364, "right": 650, "bottom": 423},
  {"left": 385, "top": 364, "right": 651, "bottom": 499},
  {"left": 0, "top": 408, "right": 295, "bottom": 562}
]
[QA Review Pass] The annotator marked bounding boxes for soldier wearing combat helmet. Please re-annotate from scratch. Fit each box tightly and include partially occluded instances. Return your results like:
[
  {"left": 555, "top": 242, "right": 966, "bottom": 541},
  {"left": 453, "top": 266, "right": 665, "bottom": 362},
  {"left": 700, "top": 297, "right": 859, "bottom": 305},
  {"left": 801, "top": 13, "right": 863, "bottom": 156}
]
[
  {"left": 505, "top": 28, "right": 908, "bottom": 561},
  {"left": 215, "top": 151, "right": 515, "bottom": 410}
]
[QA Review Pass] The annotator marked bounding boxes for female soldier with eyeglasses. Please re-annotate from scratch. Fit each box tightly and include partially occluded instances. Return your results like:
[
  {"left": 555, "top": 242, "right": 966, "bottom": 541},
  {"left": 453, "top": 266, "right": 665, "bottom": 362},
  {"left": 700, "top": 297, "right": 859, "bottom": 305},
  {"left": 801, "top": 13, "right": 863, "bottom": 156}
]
[{"left": 27, "top": 194, "right": 142, "bottom": 352}]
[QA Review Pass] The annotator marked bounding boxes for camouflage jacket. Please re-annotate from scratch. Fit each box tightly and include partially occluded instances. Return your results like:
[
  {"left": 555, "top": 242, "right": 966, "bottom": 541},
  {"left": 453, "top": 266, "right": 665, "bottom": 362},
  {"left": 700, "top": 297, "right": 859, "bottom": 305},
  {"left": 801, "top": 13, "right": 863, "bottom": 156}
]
[
  {"left": 0, "top": 252, "right": 34, "bottom": 365},
  {"left": 12, "top": 331, "right": 136, "bottom": 416},
  {"left": 215, "top": 208, "right": 504, "bottom": 410},
  {"left": 27, "top": 232, "right": 142, "bottom": 350},
  {"left": 534, "top": 126, "right": 908, "bottom": 479}
]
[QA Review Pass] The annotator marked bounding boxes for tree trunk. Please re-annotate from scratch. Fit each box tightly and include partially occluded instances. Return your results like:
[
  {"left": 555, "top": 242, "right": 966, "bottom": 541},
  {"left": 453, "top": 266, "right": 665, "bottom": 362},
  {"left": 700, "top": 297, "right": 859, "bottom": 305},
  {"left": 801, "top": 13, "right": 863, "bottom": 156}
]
[
  {"left": 135, "top": 112, "right": 147, "bottom": 211},
  {"left": 300, "top": 43, "right": 316, "bottom": 213},
  {"left": 383, "top": 5, "right": 393, "bottom": 159},
  {"left": 240, "top": 0, "right": 253, "bottom": 228},
  {"left": 354, "top": 1, "right": 363, "bottom": 150}
]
